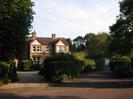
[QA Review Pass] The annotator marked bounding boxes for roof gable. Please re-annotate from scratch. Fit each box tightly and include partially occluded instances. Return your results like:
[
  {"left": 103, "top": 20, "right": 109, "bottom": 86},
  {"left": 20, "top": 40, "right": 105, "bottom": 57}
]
[
  {"left": 36, "top": 37, "right": 69, "bottom": 46},
  {"left": 31, "top": 39, "right": 41, "bottom": 45},
  {"left": 56, "top": 40, "right": 65, "bottom": 46}
]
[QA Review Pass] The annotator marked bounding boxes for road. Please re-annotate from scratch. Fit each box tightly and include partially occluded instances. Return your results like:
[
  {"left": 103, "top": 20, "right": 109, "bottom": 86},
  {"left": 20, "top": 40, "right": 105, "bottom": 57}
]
[{"left": 0, "top": 70, "right": 133, "bottom": 99}]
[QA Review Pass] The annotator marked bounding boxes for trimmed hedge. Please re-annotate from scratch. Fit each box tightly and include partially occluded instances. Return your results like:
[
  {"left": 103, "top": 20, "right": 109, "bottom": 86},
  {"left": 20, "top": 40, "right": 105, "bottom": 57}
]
[
  {"left": 109, "top": 55, "right": 133, "bottom": 77},
  {"left": 40, "top": 53, "right": 84, "bottom": 82}
]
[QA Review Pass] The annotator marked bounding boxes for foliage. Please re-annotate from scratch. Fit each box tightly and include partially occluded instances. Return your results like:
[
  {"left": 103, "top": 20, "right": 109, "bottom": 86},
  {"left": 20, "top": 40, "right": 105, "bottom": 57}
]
[
  {"left": 82, "top": 59, "right": 96, "bottom": 72},
  {"left": 31, "top": 64, "right": 41, "bottom": 70},
  {"left": 21, "top": 60, "right": 41, "bottom": 70},
  {"left": 22, "top": 60, "right": 33, "bottom": 71},
  {"left": 0, "top": 0, "right": 34, "bottom": 61},
  {"left": 72, "top": 32, "right": 109, "bottom": 58},
  {"left": 72, "top": 52, "right": 96, "bottom": 72},
  {"left": 40, "top": 53, "right": 84, "bottom": 82},
  {"left": 85, "top": 33, "right": 109, "bottom": 58},
  {"left": 73, "top": 36, "right": 85, "bottom": 51},
  {"left": 94, "top": 58, "right": 105, "bottom": 70},
  {"left": 128, "top": 53, "right": 133, "bottom": 71},
  {"left": 109, "top": 55, "right": 133, "bottom": 77},
  {"left": 0, "top": 61, "right": 17, "bottom": 83},
  {"left": 0, "top": 62, "right": 9, "bottom": 78},
  {"left": 109, "top": 0, "right": 133, "bottom": 55},
  {"left": 72, "top": 51, "right": 86, "bottom": 60}
]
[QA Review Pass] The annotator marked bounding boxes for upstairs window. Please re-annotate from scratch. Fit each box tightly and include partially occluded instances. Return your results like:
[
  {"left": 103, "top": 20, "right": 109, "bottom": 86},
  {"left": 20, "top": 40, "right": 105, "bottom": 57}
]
[
  {"left": 37, "top": 46, "right": 41, "bottom": 51},
  {"left": 33, "top": 46, "right": 36, "bottom": 51},
  {"left": 57, "top": 46, "right": 64, "bottom": 53},
  {"left": 32, "top": 45, "right": 41, "bottom": 52},
  {"left": 46, "top": 46, "right": 49, "bottom": 52}
]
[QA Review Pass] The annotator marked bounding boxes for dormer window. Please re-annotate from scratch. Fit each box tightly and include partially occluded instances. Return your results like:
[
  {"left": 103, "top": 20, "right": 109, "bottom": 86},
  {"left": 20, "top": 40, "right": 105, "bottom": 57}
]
[
  {"left": 32, "top": 45, "right": 41, "bottom": 52},
  {"left": 33, "top": 46, "right": 36, "bottom": 51},
  {"left": 37, "top": 46, "right": 41, "bottom": 51}
]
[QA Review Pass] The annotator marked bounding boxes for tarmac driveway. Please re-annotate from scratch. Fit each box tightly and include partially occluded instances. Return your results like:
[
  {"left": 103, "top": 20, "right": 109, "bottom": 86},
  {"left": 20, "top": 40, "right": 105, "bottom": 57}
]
[{"left": 0, "top": 70, "right": 133, "bottom": 99}]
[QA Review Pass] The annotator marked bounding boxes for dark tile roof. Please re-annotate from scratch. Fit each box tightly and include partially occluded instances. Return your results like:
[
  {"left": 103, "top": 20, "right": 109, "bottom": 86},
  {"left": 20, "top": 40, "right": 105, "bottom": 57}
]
[{"left": 36, "top": 37, "right": 69, "bottom": 46}]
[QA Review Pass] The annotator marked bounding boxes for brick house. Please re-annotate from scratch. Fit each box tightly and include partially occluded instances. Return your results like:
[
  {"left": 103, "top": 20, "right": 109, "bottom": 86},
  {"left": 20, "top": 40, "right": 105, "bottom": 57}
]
[{"left": 27, "top": 31, "right": 70, "bottom": 64}]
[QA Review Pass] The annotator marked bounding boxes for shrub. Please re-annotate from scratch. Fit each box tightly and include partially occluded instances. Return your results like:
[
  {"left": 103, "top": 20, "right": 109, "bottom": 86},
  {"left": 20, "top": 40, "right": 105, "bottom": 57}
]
[
  {"left": 31, "top": 64, "right": 42, "bottom": 70},
  {"left": 82, "top": 59, "right": 96, "bottom": 72},
  {"left": 109, "top": 55, "right": 132, "bottom": 77},
  {"left": 72, "top": 52, "right": 86, "bottom": 60},
  {"left": 22, "top": 60, "right": 33, "bottom": 71},
  {"left": 0, "top": 61, "right": 17, "bottom": 83},
  {"left": 40, "top": 53, "right": 84, "bottom": 82},
  {"left": 0, "top": 62, "right": 9, "bottom": 78},
  {"left": 128, "top": 53, "right": 133, "bottom": 71}
]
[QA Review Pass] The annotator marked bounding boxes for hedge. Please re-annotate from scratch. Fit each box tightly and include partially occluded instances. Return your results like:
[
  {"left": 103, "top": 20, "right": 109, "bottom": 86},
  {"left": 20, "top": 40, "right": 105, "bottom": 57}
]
[
  {"left": 0, "top": 62, "right": 9, "bottom": 78},
  {"left": 40, "top": 53, "right": 84, "bottom": 82},
  {"left": 0, "top": 61, "right": 17, "bottom": 83},
  {"left": 109, "top": 55, "right": 133, "bottom": 77},
  {"left": 82, "top": 59, "right": 96, "bottom": 72},
  {"left": 22, "top": 60, "right": 33, "bottom": 71}
]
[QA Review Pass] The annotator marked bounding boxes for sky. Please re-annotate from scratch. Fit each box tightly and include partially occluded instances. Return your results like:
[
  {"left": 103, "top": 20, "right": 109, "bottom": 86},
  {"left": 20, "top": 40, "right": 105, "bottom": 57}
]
[{"left": 31, "top": 0, "right": 121, "bottom": 39}]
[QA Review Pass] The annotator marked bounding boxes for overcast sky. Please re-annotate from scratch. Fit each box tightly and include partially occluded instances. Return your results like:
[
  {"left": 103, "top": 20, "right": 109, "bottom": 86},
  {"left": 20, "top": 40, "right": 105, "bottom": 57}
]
[{"left": 31, "top": 0, "right": 121, "bottom": 39}]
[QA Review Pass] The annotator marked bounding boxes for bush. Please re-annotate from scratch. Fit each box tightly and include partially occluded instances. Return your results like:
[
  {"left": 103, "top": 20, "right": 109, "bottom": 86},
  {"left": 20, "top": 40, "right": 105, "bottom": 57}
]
[
  {"left": 109, "top": 55, "right": 133, "bottom": 77},
  {"left": 22, "top": 60, "right": 33, "bottom": 71},
  {"left": 128, "top": 53, "right": 133, "bottom": 71},
  {"left": 72, "top": 52, "right": 86, "bottom": 60},
  {"left": 82, "top": 59, "right": 96, "bottom": 72},
  {"left": 0, "top": 61, "right": 17, "bottom": 83},
  {"left": 40, "top": 53, "right": 84, "bottom": 82},
  {"left": 31, "top": 64, "right": 41, "bottom": 70},
  {"left": 0, "top": 62, "right": 9, "bottom": 78},
  {"left": 94, "top": 58, "right": 105, "bottom": 70}
]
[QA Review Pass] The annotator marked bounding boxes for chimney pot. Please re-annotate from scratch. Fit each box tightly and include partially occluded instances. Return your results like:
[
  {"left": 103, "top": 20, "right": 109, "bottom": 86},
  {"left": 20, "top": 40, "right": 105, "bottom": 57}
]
[{"left": 31, "top": 31, "right": 36, "bottom": 38}]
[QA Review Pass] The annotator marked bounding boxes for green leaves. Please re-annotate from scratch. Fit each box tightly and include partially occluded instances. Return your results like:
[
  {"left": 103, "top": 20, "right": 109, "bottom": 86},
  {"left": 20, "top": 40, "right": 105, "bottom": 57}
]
[
  {"left": 0, "top": 0, "right": 34, "bottom": 60},
  {"left": 109, "top": 0, "right": 133, "bottom": 55}
]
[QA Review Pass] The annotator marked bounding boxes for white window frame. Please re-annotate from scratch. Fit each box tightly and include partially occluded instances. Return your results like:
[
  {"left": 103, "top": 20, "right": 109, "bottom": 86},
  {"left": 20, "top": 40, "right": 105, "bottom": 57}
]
[{"left": 32, "top": 45, "right": 41, "bottom": 52}]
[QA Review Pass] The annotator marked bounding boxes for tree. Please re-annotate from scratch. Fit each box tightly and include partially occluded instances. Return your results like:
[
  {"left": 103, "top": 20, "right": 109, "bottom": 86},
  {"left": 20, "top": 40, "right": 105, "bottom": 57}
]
[
  {"left": 0, "top": 0, "right": 34, "bottom": 61},
  {"left": 73, "top": 36, "right": 85, "bottom": 51},
  {"left": 85, "top": 32, "right": 109, "bottom": 58},
  {"left": 109, "top": 0, "right": 133, "bottom": 55}
]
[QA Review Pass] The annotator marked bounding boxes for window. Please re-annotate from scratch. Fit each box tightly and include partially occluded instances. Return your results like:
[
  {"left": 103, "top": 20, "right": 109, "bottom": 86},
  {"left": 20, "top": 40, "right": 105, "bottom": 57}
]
[
  {"left": 57, "top": 46, "right": 64, "bottom": 53},
  {"left": 33, "top": 46, "right": 36, "bottom": 51},
  {"left": 60, "top": 46, "right": 64, "bottom": 52},
  {"left": 46, "top": 46, "right": 49, "bottom": 52},
  {"left": 32, "top": 45, "right": 41, "bottom": 52},
  {"left": 32, "top": 56, "right": 41, "bottom": 64},
  {"left": 37, "top": 46, "right": 41, "bottom": 51}
]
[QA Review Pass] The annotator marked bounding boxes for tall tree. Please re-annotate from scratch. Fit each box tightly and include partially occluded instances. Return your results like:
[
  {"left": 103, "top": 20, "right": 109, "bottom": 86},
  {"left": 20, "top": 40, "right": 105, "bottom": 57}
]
[
  {"left": 85, "top": 33, "right": 109, "bottom": 58},
  {"left": 73, "top": 36, "right": 85, "bottom": 51},
  {"left": 0, "top": 0, "right": 34, "bottom": 60},
  {"left": 109, "top": 0, "right": 133, "bottom": 55}
]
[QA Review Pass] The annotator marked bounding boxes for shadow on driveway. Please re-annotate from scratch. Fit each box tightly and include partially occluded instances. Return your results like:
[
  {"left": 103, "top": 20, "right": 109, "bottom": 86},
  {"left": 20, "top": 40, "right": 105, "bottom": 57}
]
[
  {"left": 49, "top": 81, "right": 133, "bottom": 89},
  {"left": 0, "top": 93, "right": 82, "bottom": 99}
]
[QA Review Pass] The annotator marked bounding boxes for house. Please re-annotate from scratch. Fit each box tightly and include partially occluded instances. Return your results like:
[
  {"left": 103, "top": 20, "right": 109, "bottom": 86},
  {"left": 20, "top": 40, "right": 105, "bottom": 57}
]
[{"left": 27, "top": 31, "right": 70, "bottom": 64}]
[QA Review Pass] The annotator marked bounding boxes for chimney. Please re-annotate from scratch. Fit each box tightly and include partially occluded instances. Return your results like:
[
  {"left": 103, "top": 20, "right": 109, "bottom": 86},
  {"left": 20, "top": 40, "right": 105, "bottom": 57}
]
[
  {"left": 31, "top": 31, "right": 36, "bottom": 38},
  {"left": 52, "top": 33, "right": 56, "bottom": 39}
]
